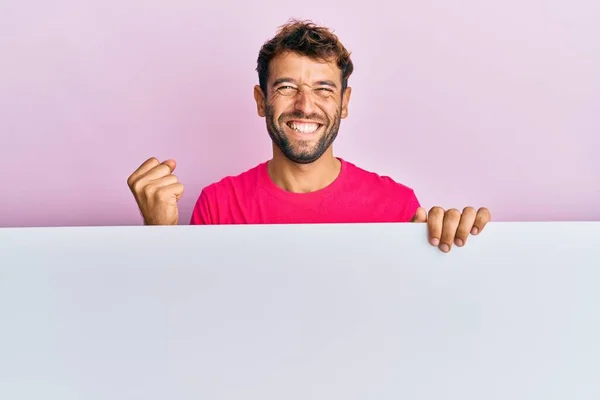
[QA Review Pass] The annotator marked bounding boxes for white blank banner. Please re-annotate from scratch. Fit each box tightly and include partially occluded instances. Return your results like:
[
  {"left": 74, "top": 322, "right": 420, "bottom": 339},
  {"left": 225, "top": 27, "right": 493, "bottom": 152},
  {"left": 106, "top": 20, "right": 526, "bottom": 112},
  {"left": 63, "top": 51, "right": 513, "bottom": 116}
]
[{"left": 0, "top": 222, "right": 599, "bottom": 399}]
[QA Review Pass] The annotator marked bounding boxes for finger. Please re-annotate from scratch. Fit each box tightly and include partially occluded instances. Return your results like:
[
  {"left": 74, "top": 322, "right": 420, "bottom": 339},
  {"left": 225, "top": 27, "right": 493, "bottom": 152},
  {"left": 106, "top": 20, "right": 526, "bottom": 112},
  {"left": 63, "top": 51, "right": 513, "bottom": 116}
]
[
  {"left": 137, "top": 163, "right": 175, "bottom": 185},
  {"left": 427, "top": 207, "right": 445, "bottom": 247},
  {"left": 157, "top": 183, "right": 185, "bottom": 203},
  {"left": 144, "top": 175, "right": 179, "bottom": 193},
  {"left": 127, "top": 157, "right": 160, "bottom": 187},
  {"left": 454, "top": 207, "right": 477, "bottom": 247},
  {"left": 410, "top": 207, "right": 427, "bottom": 223},
  {"left": 471, "top": 207, "right": 491, "bottom": 235},
  {"left": 131, "top": 164, "right": 174, "bottom": 195},
  {"left": 439, "top": 208, "right": 461, "bottom": 252}
]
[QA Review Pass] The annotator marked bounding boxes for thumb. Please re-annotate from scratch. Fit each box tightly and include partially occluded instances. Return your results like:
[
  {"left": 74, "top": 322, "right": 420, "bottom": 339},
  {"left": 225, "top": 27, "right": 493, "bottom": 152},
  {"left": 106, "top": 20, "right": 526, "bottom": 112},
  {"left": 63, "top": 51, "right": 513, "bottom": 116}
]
[
  {"left": 175, "top": 184, "right": 184, "bottom": 200},
  {"left": 163, "top": 183, "right": 185, "bottom": 204},
  {"left": 410, "top": 207, "right": 427, "bottom": 223},
  {"left": 162, "top": 159, "right": 177, "bottom": 172}
]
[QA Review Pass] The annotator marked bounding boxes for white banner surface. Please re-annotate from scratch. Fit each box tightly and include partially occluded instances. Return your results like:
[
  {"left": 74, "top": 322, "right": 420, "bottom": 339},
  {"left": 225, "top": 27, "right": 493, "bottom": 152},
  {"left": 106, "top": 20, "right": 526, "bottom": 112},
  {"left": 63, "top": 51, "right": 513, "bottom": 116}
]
[{"left": 1, "top": 222, "right": 598, "bottom": 399}]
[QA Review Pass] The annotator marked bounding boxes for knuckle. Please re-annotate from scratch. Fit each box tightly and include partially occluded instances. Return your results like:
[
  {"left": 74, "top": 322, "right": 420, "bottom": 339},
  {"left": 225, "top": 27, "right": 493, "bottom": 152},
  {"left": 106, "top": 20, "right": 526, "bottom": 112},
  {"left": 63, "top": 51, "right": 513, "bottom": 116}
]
[
  {"left": 463, "top": 206, "right": 476, "bottom": 214},
  {"left": 131, "top": 180, "right": 144, "bottom": 194},
  {"left": 455, "top": 228, "right": 470, "bottom": 239},
  {"left": 446, "top": 208, "right": 461, "bottom": 220},
  {"left": 143, "top": 157, "right": 160, "bottom": 169},
  {"left": 156, "top": 188, "right": 170, "bottom": 201},
  {"left": 441, "top": 228, "right": 455, "bottom": 239},
  {"left": 429, "top": 206, "right": 444, "bottom": 218},
  {"left": 143, "top": 183, "right": 156, "bottom": 196}
]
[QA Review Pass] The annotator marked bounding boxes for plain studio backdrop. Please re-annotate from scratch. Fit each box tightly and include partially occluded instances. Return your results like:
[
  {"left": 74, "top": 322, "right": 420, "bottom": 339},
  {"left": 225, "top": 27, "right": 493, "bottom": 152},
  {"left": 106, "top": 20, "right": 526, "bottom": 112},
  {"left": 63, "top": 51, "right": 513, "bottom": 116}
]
[{"left": 0, "top": 0, "right": 598, "bottom": 227}]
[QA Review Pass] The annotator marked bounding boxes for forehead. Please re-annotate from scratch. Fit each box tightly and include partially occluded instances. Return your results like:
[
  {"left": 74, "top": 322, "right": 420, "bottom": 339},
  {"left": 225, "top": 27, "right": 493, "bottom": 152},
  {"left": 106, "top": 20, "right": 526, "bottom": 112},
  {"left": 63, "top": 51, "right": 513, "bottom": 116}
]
[{"left": 268, "top": 51, "right": 341, "bottom": 85}]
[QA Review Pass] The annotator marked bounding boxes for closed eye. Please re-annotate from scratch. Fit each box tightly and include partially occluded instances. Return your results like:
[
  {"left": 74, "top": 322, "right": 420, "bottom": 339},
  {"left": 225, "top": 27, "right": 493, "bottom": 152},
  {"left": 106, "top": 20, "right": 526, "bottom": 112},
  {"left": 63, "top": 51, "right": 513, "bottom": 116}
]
[
  {"left": 275, "top": 86, "right": 335, "bottom": 97},
  {"left": 276, "top": 86, "right": 297, "bottom": 92},
  {"left": 315, "top": 87, "right": 335, "bottom": 97}
]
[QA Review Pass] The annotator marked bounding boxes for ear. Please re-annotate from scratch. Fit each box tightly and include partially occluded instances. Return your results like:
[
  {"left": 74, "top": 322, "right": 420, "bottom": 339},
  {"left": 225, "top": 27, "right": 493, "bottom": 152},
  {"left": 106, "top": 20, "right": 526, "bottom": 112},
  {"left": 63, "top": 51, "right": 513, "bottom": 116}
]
[
  {"left": 254, "top": 85, "right": 266, "bottom": 117},
  {"left": 341, "top": 86, "right": 352, "bottom": 119}
]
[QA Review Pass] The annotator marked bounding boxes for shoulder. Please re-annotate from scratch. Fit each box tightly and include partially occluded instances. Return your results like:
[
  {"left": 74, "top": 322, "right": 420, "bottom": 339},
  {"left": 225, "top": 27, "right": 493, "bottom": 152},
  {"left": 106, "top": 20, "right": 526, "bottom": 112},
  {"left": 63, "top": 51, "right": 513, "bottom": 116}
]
[
  {"left": 201, "top": 162, "right": 265, "bottom": 197},
  {"left": 340, "top": 158, "right": 421, "bottom": 220},
  {"left": 189, "top": 162, "right": 266, "bottom": 225},
  {"left": 341, "top": 158, "right": 417, "bottom": 196}
]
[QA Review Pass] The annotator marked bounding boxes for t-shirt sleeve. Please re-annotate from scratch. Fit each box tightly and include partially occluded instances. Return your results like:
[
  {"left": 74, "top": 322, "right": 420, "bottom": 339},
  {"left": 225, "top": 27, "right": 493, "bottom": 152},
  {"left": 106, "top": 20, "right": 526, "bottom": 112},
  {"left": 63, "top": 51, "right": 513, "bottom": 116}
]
[{"left": 189, "top": 188, "right": 213, "bottom": 225}]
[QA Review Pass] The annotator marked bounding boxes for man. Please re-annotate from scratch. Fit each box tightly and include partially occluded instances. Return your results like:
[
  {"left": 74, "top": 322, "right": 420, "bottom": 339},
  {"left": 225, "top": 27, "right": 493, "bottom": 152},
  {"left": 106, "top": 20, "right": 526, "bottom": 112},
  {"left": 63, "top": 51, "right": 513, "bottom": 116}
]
[{"left": 127, "top": 19, "right": 491, "bottom": 253}]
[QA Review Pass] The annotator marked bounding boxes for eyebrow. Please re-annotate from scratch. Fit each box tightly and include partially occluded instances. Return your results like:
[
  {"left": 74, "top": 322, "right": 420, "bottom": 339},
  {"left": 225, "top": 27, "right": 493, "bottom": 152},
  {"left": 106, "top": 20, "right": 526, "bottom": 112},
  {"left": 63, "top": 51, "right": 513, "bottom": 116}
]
[{"left": 272, "top": 77, "right": 338, "bottom": 88}]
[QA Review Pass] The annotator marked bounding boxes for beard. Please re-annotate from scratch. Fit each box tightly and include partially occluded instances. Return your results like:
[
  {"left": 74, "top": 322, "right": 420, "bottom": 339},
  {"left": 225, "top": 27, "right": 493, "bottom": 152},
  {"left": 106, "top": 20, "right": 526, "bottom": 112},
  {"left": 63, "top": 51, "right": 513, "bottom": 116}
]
[{"left": 265, "top": 105, "right": 341, "bottom": 164}]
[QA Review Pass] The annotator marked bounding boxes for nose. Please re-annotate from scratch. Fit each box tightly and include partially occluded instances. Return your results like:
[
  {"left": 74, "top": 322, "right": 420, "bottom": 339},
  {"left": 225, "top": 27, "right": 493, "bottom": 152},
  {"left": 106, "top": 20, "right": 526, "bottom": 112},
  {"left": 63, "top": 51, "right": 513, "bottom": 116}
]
[{"left": 293, "top": 88, "right": 316, "bottom": 115}]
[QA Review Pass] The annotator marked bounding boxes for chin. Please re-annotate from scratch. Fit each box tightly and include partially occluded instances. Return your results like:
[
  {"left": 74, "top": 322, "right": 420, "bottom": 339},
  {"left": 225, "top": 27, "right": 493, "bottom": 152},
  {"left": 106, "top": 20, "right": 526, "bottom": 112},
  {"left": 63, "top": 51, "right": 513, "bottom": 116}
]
[
  {"left": 285, "top": 155, "right": 322, "bottom": 164},
  {"left": 282, "top": 143, "right": 330, "bottom": 164}
]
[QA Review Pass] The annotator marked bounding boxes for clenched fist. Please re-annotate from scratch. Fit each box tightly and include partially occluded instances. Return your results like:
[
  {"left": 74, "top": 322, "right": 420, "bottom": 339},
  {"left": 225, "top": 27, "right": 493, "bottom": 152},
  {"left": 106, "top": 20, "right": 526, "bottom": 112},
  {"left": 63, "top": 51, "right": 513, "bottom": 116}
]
[{"left": 127, "top": 157, "right": 184, "bottom": 225}]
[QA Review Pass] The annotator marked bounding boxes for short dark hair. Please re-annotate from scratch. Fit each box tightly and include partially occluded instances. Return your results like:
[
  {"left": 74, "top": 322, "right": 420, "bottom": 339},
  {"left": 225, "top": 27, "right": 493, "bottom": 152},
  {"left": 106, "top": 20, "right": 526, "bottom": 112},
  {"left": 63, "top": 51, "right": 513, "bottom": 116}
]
[{"left": 256, "top": 19, "right": 354, "bottom": 94}]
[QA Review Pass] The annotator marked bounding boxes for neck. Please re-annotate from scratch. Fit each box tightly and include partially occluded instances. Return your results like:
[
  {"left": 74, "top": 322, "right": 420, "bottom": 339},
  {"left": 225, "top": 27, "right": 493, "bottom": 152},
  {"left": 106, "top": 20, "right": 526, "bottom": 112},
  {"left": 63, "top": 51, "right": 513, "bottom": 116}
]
[{"left": 267, "top": 146, "right": 341, "bottom": 193}]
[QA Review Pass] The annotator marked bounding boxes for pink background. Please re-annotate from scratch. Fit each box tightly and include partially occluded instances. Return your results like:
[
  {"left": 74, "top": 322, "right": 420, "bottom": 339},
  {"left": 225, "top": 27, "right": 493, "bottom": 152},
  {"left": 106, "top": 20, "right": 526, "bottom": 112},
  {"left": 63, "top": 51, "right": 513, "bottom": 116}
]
[{"left": 1, "top": 1, "right": 598, "bottom": 227}]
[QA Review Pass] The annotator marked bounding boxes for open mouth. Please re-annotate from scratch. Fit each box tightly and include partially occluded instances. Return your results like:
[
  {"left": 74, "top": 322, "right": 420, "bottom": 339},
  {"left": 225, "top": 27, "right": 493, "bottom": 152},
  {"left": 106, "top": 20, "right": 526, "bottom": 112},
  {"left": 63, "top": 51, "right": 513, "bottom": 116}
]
[{"left": 286, "top": 121, "right": 323, "bottom": 134}]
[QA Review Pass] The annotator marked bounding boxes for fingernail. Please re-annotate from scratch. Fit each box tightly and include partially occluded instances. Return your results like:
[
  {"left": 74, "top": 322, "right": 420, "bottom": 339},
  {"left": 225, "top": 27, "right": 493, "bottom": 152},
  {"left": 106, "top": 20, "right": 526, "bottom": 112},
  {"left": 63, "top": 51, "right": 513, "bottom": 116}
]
[
  {"left": 440, "top": 244, "right": 450, "bottom": 253},
  {"left": 471, "top": 227, "right": 479, "bottom": 235},
  {"left": 431, "top": 238, "right": 439, "bottom": 246},
  {"left": 455, "top": 238, "right": 464, "bottom": 247}
]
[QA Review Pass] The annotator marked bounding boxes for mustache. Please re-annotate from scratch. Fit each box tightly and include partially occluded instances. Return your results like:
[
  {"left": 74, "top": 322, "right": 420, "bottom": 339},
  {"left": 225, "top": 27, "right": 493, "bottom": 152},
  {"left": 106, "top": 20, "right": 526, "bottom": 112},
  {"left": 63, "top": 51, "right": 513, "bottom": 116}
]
[{"left": 279, "top": 111, "right": 327, "bottom": 124}]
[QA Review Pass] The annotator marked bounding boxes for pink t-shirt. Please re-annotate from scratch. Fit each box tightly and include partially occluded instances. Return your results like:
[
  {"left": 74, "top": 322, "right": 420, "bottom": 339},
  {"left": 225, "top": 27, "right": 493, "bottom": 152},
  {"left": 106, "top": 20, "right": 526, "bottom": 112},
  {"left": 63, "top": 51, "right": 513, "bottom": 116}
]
[{"left": 190, "top": 158, "right": 420, "bottom": 225}]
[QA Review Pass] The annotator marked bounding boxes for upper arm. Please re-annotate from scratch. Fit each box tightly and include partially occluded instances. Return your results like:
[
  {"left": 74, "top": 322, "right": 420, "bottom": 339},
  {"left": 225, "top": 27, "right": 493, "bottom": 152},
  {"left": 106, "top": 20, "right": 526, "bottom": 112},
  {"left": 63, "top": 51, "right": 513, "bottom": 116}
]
[
  {"left": 189, "top": 188, "right": 213, "bottom": 225},
  {"left": 402, "top": 189, "right": 421, "bottom": 221}
]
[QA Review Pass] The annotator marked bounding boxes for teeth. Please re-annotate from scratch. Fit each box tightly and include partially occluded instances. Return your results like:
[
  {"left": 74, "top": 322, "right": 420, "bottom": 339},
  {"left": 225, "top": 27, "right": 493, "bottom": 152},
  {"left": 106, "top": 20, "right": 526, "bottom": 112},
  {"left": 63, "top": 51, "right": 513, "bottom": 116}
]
[{"left": 288, "top": 121, "right": 320, "bottom": 133}]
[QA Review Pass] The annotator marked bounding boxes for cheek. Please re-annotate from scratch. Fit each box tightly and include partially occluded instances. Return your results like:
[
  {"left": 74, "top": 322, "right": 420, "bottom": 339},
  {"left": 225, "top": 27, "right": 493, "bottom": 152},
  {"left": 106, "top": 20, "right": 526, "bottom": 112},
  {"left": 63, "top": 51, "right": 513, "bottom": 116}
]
[
  {"left": 322, "top": 103, "right": 341, "bottom": 121},
  {"left": 269, "top": 100, "right": 293, "bottom": 117}
]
